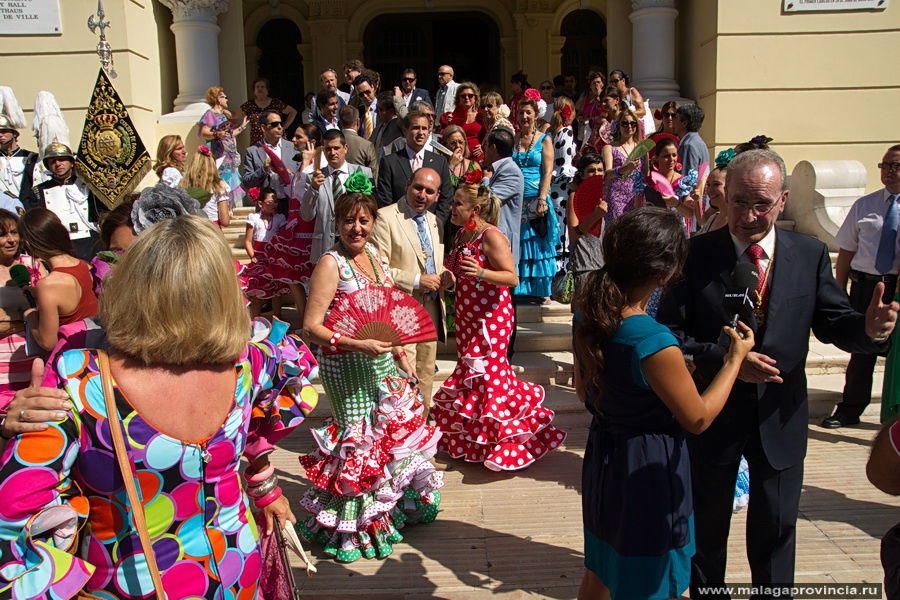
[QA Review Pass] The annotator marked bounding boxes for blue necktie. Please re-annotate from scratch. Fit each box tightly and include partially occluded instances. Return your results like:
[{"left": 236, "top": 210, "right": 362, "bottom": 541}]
[
  {"left": 413, "top": 212, "right": 437, "bottom": 299},
  {"left": 876, "top": 194, "right": 900, "bottom": 274}
]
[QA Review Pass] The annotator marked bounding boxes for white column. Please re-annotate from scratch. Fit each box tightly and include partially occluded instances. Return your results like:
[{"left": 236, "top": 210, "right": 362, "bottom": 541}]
[
  {"left": 159, "top": 0, "right": 229, "bottom": 113},
  {"left": 629, "top": 0, "right": 681, "bottom": 102}
]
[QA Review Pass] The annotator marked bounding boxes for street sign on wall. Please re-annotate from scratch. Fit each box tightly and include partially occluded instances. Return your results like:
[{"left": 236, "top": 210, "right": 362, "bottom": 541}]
[
  {"left": 784, "top": 0, "right": 887, "bottom": 10},
  {"left": 0, "top": 0, "right": 61, "bottom": 35}
]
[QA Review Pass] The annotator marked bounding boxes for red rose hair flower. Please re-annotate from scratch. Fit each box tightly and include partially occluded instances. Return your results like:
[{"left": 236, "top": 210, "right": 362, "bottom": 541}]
[
  {"left": 524, "top": 88, "right": 541, "bottom": 103},
  {"left": 464, "top": 169, "right": 484, "bottom": 184},
  {"left": 561, "top": 104, "right": 573, "bottom": 122},
  {"left": 197, "top": 145, "right": 212, "bottom": 157},
  {"left": 248, "top": 187, "right": 261, "bottom": 202}
]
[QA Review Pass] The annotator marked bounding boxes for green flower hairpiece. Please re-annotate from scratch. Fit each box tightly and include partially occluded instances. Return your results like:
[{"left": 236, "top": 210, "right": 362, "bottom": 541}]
[
  {"left": 715, "top": 148, "right": 736, "bottom": 169},
  {"left": 344, "top": 168, "right": 373, "bottom": 195}
]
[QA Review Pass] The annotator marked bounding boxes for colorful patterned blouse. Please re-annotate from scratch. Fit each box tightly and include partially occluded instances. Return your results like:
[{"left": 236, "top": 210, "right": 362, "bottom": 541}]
[{"left": 0, "top": 324, "right": 318, "bottom": 600}]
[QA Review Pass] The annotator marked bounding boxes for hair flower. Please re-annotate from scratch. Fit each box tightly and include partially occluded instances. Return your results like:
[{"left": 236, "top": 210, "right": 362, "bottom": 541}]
[
  {"left": 750, "top": 134, "right": 773, "bottom": 145},
  {"left": 131, "top": 183, "right": 204, "bottom": 233},
  {"left": 344, "top": 168, "right": 373, "bottom": 195},
  {"left": 464, "top": 169, "right": 484, "bottom": 185},
  {"left": 248, "top": 187, "right": 261, "bottom": 202},
  {"left": 715, "top": 148, "right": 736, "bottom": 169},
  {"left": 524, "top": 88, "right": 541, "bottom": 103},
  {"left": 197, "top": 144, "right": 211, "bottom": 157},
  {"left": 560, "top": 104, "right": 573, "bottom": 122},
  {"left": 675, "top": 169, "right": 699, "bottom": 198},
  {"left": 497, "top": 104, "right": 511, "bottom": 119}
]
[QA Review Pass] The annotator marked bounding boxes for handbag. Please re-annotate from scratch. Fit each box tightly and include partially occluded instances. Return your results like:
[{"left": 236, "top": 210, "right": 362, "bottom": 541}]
[
  {"left": 530, "top": 212, "right": 548, "bottom": 238},
  {"left": 550, "top": 268, "right": 575, "bottom": 304},
  {"left": 97, "top": 350, "right": 166, "bottom": 600}
]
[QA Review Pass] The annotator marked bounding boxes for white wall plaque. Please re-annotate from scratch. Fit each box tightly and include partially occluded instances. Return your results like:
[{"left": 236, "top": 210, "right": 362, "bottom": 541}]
[
  {"left": 0, "top": 0, "right": 61, "bottom": 35},
  {"left": 784, "top": 0, "right": 887, "bottom": 11}
]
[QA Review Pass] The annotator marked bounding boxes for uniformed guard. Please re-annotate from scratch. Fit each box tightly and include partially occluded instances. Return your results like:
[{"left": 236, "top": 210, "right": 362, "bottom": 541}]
[{"left": 0, "top": 110, "right": 38, "bottom": 213}]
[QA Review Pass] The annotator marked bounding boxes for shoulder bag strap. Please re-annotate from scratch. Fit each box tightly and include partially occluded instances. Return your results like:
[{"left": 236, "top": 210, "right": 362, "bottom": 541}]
[{"left": 98, "top": 350, "right": 166, "bottom": 600}]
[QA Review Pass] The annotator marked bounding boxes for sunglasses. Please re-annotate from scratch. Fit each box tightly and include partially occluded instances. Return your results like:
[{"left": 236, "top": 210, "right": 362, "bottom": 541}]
[
  {"left": 620, "top": 121, "right": 638, "bottom": 128},
  {"left": 402, "top": 77, "right": 415, "bottom": 82},
  {"left": 879, "top": 162, "right": 900, "bottom": 172},
  {"left": 540, "top": 85, "right": 552, "bottom": 90},
  {"left": 609, "top": 77, "right": 623, "bottom": 84},
  {"left": 482, "top": 103, "right": 495, "bottom": 109},
  {"left": 459, "top": 93, "right": 476, "bottom": 99},
  {"left": 267, "top": 121, "right": 283, "bottom": 127},
  {"left": 438, "top": 72, "right": 451, "bottom": 76},
  {"left": 663, "top": 112, "right": 677, "bottom": 118}
]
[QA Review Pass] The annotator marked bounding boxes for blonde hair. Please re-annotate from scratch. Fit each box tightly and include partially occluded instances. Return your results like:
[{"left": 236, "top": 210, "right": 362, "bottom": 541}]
[
  {"left": 101, "top": 216, "right": 249, "bottom": 365},
  {"left": 441, "top": 125, "right": 469, "bottom": 159},
  {"left": 455, "top": 82, "right": 480, "bottom": 107},
  {"left": 181, "top": 151, "right": 226, "bottom": 194},
  {"left": 205, "top": 86, "right": 224, "bottom": 107},
  {"left": 550, "top": 96, "right": 575, "bottom": 132},
  {"left": 480, "top": 91, "right": 502, "bottom": 109},
  {"left": 617, "top": 107, "right": 644, "bottom": 145},
  {"left": 154, "top": 135, "right": 184, "bottom": 177},
  {"left": 456, "top": 183, "right": 500, "bottom": 225}
]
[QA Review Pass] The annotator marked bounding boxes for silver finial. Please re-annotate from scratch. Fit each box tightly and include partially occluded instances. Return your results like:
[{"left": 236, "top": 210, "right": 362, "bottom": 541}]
[{"left": 87, "top": 0, "right": 117, "bottom": 78}]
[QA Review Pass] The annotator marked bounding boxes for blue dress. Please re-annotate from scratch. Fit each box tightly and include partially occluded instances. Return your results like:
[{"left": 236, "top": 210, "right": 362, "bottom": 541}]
[
  {"left": 513, "top": 132, "right": 558, "bottom": 297},
  {"left": 582, "top": 314, "right": 694, "bottom": 599}
]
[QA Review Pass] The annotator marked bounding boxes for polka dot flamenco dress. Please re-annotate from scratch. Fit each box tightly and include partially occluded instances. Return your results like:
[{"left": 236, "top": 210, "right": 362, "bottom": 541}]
[
  {"left": 431, "top": 227, "right": 566, "bottom": 470},
  {"left": 297, "top": 245, "right": 444, "bottom": 562}
]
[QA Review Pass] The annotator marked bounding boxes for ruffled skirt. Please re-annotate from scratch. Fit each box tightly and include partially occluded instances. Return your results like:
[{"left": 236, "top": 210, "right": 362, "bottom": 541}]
[
  {"left": 243, "top": 216, "right": 315, "bottom": 299},
  {"left": 515, "top": 198, "right": 559, "bottom": 297},
  {"left": 297, "top": 353, "right": 443, "bottom": 562}
]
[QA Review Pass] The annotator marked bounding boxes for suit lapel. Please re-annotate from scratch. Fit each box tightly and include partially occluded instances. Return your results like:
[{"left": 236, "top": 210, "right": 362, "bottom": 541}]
[{"left": 397, "top": 152, "right": 413, "bottom": 182}]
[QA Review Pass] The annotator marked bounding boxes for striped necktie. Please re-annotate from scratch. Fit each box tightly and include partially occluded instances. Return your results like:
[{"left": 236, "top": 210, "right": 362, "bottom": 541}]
[{"left": 364, "top": 109, "right": 374, "bottom": 139}]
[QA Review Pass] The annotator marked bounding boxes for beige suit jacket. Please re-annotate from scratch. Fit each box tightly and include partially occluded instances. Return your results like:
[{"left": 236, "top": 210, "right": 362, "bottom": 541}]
[
  {"left": 342, "top": 128, "right": 377, "bottom": 170},
  {"left": 371, "top": 198, "right": 447, "bottom": 340}
]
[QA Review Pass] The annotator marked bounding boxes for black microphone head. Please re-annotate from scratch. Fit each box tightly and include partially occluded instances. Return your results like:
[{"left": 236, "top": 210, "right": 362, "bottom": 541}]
[
  {"left": 9, "top": 264, "right": 30, "bottom": 288},
  {"left": 732, "top": 262, "right": 760, "bottom": 290}
]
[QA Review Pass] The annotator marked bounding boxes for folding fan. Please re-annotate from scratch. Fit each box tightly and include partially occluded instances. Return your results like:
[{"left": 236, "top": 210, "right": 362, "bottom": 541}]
[
  {"left": 650, "top": 171, "right": 676, "bottom": 197},
  {"left": 324, "top": 287, "right": 438, "bottom": 346},
  {"left": 572, "top": 175, "right": 605, "bottom": 237},
  {"left": 625, "top": 138, "right": 656, "bottom": 163}
]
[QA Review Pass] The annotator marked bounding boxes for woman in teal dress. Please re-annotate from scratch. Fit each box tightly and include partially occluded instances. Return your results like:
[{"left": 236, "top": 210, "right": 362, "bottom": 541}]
[
  {"left": 298, "top": 186, "right": 444, "bottom": 562},
  {"left": 574, "top": 207, "right": 754, "bottom": 600},
  {"left": 512, "top": 95, "right": 558, "bottom": 300}
]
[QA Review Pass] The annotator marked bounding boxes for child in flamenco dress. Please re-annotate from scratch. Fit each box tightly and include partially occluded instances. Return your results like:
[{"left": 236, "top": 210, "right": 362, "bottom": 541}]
[
  {"left": 431, "top": 181, "right": 566, "bottom": 471},
  {"left": 243, "top": 187, "right": 287, "bottom": 317}
]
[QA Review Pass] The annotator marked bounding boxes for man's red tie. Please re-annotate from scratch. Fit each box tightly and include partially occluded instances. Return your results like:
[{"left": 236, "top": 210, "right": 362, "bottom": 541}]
[{"left": 745, "top": 243, "right": 769, "bottom": 317}]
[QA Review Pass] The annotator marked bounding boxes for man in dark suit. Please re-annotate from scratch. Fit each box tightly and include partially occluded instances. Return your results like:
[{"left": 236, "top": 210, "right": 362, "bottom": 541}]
[
  {"left": 657, "top": 149, "right": 898, "bottom": 598},
  {"left": 375, "top": 110, "right": 452, "bottom": 223},
  {"left": 394, "top": 68, "right": 432, "bottom": 111},
  {"left": 372, "top": 92, "right": 402, "bottom": 161}
]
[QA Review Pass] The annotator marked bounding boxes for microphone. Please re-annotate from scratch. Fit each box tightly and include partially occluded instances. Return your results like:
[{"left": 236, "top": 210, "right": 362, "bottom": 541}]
[
  {"left": 8, "top": 264, "right": 36, "bottom": 308},
  {"left": 718, "top": 262, "right": 759, "bottom": 350}
]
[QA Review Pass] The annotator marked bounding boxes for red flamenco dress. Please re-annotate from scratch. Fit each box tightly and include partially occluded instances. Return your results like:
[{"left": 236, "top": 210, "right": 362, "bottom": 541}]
[
  {"left": 431, "top": 226, "right": 566, "bottom": 471},
  {"left": 440, "top": 104, "right": 485, "bottom": 162},
  {"left": 243, "top": 175, "right": 316, "bottom": 299}
]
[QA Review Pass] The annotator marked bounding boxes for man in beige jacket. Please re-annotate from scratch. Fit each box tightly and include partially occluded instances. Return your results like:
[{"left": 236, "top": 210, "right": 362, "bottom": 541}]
[{"left": 371, "top": 167, "right": 451, "bottom": 411}]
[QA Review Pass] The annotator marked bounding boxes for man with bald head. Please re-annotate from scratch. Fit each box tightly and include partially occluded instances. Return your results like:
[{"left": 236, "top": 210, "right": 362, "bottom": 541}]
[
  {"left": 658, "top": 149, "right": 898, "bottom": 597},
  {"left": 371, "top": 167, "right": 452, "bottom": 410},
  {"left": 434, "top": 65, "right": 459, "bottom": 123}
]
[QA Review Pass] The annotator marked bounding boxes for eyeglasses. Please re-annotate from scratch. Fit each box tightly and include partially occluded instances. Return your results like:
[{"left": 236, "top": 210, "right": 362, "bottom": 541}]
[
  {"left": 438, "top": 72, "right": 451, "bottom": 76},
  {"left": 540, "top": 85, "right": 553, "bottom": 90},
  {"left": 459, "top": 93, "right": 475, "bottom": 99},
  {"left": 267, "top": 121, "right": 283, "bottom": 128},
  {"left": 609, "top": 77, "right": 623, "bottom": 84},
  {"left": 879, "top": 162, "right": 900, "bottom": 172},
  {"left": 663, "top": 112, "right": 677, "bottom": 118},
  {"left": 730, "top": 200, "right": 779, "bottom": 215},
  {"left": 402, "top": 77, "right": 416, "bottom": 82},
  {"left": 619, "top": 121, "right": 638, "bottom": 128}
]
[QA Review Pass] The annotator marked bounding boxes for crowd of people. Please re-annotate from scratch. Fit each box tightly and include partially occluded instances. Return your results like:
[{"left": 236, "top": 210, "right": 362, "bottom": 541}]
[{"left": 0, "top": 60, "right": 898, "bottom": 600}]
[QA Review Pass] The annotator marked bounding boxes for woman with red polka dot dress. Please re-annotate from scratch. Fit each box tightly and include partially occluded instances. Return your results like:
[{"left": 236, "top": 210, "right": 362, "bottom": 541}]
[{"left": 432, "top": 182, "right": 566, "bottom": 471}]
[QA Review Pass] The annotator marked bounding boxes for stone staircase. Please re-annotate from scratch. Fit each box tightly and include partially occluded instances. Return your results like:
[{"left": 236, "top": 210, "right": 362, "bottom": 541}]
[{"left": 226, "top": 207, "right": 868, "bottom": 420}]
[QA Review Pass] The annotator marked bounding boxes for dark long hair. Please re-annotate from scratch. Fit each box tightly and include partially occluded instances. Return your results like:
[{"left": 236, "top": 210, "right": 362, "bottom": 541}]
[{"left": 573, "top": 207, "right": 688, "bottom": 398}]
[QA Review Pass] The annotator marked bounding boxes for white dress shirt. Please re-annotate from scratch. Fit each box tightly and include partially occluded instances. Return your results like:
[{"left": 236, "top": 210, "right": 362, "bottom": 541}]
[
  {"left": 833, "top": 188, "right": 898, "bottom": 275},
  {"left": 731, "top": 225, "right": 777, "bottom": 279}
]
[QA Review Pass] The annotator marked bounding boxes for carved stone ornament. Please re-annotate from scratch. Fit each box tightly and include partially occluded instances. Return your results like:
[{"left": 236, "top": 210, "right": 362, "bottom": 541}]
[
  {"left": 159, "top": 0, "right": 230, "bottom": 21},
  {"left": 630, "top": 0, "right": 676, "bottom": 10},
  {"left": 307, "top": 0, "right": 346, "bottom": 19},
  {"left": 515, "top": 0, "right": 553, "bottom": 12}
]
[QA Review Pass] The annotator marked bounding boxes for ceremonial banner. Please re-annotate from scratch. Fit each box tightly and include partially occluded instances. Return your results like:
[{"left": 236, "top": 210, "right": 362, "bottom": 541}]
[{"left": 76, "top": 69, "right": 150, "bottom": 210}]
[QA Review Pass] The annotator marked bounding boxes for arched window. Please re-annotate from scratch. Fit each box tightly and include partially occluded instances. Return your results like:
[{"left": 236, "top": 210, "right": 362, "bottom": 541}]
[
  {"left": 560, "top": 10, "right": 607, "bottom": 88},
  {"left": 256, "top": 19, "right": 304, "bottom": 123}
]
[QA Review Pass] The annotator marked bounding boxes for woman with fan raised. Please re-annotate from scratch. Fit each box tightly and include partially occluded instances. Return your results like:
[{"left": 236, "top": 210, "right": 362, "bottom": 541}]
[
  {"left": 601, "top": 108, "right": 648, "bottom": 226},
  {"left": 299, "top": 181, "right": 444, "bottom": 562},
  {"left": 431, "top": 182, "right": 566, "bottom": 471}
]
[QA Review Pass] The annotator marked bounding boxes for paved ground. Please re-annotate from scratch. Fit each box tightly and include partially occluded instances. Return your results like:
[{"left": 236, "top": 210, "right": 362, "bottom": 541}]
[{"left": 267, "top": 382, "right": 900, "bottom": 599}]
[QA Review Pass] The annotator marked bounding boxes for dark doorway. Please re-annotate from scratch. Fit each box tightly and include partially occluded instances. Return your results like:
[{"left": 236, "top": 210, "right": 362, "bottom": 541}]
[
  {"left": 560, "top": 10, "right": 607, "bottom": 90},
  {"left": 364, "top": 12, "right": 501, "bottom": 98},
  {"left": 256, "top": 18, "right": 304, "bottom": 134}
]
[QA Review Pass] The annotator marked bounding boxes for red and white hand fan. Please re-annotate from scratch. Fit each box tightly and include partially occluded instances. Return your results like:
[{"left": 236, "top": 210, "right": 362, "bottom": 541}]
[
  {"left": 572, "top": 175, "right": 605, "bottom": 237},
  {"left": 324, "top": 287, "right": 438, "bottom": 346}
]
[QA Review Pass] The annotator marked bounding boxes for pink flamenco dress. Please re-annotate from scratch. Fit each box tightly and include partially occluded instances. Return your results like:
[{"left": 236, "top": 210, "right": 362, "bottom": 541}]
[
  {"left": 431, "top": 227, "right": 566, "bottom": 471},
  {"left": 243, "top": 173, "right": 316, "bottom": 299},
  {"left": 297, "top": 245, "right": 444, "bottom": 562}
]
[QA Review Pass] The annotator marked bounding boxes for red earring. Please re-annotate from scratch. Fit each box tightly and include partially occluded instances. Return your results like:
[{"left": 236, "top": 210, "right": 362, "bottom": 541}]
[{"left": 465, "top": 214, "right": 478, "bottom": 230}]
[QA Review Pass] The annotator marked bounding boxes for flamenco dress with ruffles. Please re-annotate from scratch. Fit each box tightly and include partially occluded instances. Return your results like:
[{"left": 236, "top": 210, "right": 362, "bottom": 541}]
[
  {"left": 513, "top": 132, "right": 559, "bottom": 297},
  {"left": 243, "top": 172, "right": 317, "bottom": 299},
  {"left": 198, "top": 109, "right": 244, "bottom": 206},
  {"left": 297, "top": 244, "right": 443, "bottom": 562},
  {"left": 0, "top": 320, "right": 319, "bottom": 600},
  {"left": 431, "top": 227, "right": 566, "bottom": 471}
]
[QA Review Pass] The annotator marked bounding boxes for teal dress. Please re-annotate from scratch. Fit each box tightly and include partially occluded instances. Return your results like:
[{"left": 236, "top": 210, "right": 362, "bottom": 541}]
[
  {"left": 513, "top": 132, "right": 558, "bottom": 297},
  {"left": 582, "top": 314, "right": 694, "bottom": 599}
]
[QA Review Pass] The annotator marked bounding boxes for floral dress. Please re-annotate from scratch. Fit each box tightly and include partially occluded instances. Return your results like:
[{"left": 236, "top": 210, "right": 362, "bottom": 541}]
[
  {"left": 199, "top": 109, "right": 244, "bottom": 206},
  {"left": 431, "top": 227, "right": 566, "bottom": 470},
  {"left": 605, "top": 146, "right": 646, "bottom": 226},
  {"left": 298, "top": 244, "right": 443, "bottom": 562},
  {"left": 0, "top": 323, "right": 318, "bottom": 600}
]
